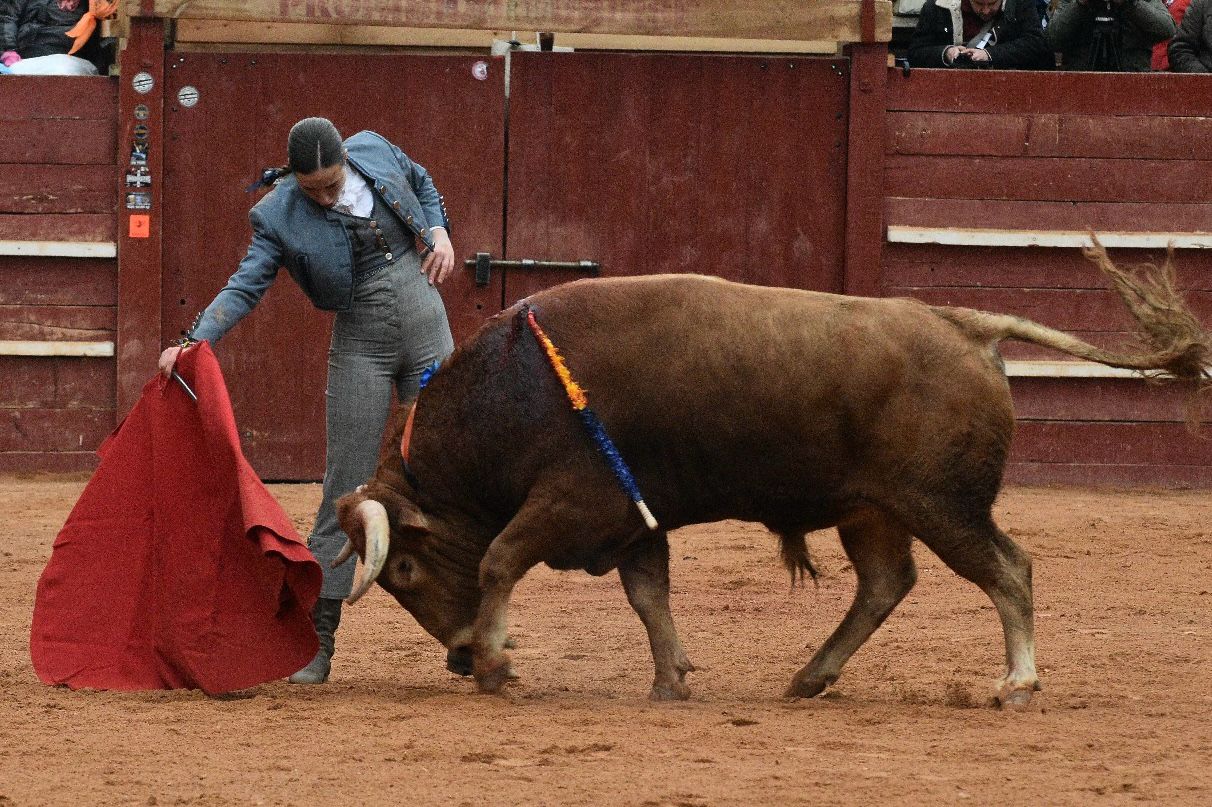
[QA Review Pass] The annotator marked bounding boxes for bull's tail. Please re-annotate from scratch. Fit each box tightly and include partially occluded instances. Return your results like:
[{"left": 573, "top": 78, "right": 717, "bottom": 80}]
[
  {"left": 779, "top": 530, "right": 819, "bottom": 588},
  {"left": 931, "top": 238, "right": 1212, "bottom": 384}
]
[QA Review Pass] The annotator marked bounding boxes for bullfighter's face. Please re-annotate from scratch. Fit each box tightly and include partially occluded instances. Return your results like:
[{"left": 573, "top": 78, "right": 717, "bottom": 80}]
[
  {"left": 296, "top": 159, "right": 346, "bottom": 208},
  {"left": 336, "top": 486, "right": 482, "bottom": 653}
]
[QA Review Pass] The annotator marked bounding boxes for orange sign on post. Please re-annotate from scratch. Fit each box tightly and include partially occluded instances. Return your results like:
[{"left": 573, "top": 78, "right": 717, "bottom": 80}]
[{"left": 129, "top": 214, "right": 150, "bottom": 238}]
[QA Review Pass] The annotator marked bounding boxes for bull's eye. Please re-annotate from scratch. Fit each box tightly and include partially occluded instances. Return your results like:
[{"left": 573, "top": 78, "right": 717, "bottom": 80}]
[{"left": 394, "top": 557, "right": 415, "bottom": 588}]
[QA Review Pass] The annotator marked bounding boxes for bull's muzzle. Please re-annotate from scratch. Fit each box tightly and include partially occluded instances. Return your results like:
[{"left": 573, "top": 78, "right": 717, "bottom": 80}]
[{"left": 332, "top": 499, "right": 389, "bottom": 604}]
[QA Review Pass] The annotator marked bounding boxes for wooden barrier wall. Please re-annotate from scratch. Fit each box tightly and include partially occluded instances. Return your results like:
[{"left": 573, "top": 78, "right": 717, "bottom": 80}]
[
  {"left": 0, "top": 77, "right": 119, "bottom": 473},
  {"left": 880, "top": 69, "right": 1212, "bottom": 486},
  {"left": 3, "top": 35, "right": 1210, "bottom": 487}
]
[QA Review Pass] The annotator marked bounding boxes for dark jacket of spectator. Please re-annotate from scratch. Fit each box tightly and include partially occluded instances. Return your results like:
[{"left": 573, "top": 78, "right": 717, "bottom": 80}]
[
  {"left": 0, "top": 0, "right": 95, "bottom": 61},
  {"left": 1168, "top": 0, "right": 1212, "bottom": 70},
  {"left": 1151, "top": 0, "right": 1192, "bottom": 69},
  {"left": 1046, "top": 0, "right": 1177, "bottom": 71},
  {"left": 909, "top": 0, "right": 1054, "bottom": 68}
]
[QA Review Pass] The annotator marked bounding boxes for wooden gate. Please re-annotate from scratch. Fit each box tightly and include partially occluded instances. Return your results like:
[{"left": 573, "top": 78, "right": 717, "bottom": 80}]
[
  {"left": 501, "top": 52, "right": 849, "bottom": 301},
  {"left": 161, "top": 51, "right": 506, "bottom": 478},
  {"left": 161, "top": 50, "right": 852, "bottom": 479}
]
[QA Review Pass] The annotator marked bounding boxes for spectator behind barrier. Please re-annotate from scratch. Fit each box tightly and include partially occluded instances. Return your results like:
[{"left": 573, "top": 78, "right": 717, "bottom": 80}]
[
  {"left": 1152, "top": 0, "right": 1192, "bottom": 68},
  {"left": 1047, "top": 0, "right": 1177, "bottom": 70},
  {"left": 908, "top": 0, "right": 1055, "bottom": 68},
  {"left": 1, "top": 0, "right": 103, "bottom": 76},
  {"left": 1168, "top": 0, "right": 1212, "bottom": 70}
]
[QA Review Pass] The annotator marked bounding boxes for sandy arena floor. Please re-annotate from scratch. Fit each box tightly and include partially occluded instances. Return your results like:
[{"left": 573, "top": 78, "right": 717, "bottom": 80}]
[{"left": 1, "top": 476, "right": 1211, "bottom": 805}]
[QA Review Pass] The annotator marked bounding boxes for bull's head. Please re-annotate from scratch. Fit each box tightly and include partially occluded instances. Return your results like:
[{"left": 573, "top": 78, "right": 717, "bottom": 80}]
[{"left": 335, "top": 483, "right": 483, "bottom": 656}]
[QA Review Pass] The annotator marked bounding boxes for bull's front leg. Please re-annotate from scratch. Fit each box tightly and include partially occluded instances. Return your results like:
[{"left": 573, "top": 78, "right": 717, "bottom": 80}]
[
  {"left": 470, "top": 511, "right": 550, "bottom": 694},
  {"left": 618, "top": 531, "right": 695, "bottom": 701}
]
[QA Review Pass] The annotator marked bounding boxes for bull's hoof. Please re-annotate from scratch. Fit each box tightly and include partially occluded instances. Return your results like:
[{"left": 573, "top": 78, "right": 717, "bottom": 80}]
[
  {"left": 998, "top": 689, "right": 1033, "bottom": 710},
  {"left": 783, "top": 673, "right": 836, "bottom": 699},
  {"left": 650, "top": 681, "right": 691, "bottom": 701},
  {"left": 996, "top": 683, "right": 1040, "bottom": 711},
  {"left": 446, "top": 646, "right": 474, "bottom": 677},
  {"left": 474, "top": 654, "right": 514, "bottom": 694},
  {"left": 452, "top": 639, "right": 519, "bottom": 678},
  {"left": 993, "top": 673, "right": 1042, "bottom": 707}
]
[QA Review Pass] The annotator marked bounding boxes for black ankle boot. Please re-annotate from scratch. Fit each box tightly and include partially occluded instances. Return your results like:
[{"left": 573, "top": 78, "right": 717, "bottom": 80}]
[{"left": 288, "top": 597, "right": 343, "bottom": 684}]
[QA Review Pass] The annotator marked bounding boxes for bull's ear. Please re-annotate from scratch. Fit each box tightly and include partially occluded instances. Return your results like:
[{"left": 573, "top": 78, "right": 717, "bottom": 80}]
[{"left": 394, "top": 497, "right": 429, "bottom": 533}]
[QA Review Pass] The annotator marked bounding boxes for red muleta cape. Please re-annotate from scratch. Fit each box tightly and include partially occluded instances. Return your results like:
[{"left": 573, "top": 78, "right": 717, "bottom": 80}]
[{"left": 29, "top": 343, "right": 321, "bottom": 694}]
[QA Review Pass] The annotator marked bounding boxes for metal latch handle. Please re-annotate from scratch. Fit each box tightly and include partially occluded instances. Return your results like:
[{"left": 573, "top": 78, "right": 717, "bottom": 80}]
[{"left": 465, "top": 252, "right": 600, "bottom": 287}]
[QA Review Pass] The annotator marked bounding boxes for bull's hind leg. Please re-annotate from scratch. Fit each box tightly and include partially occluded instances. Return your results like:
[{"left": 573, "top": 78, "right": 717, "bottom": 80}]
[
  {"left": 618, "top": 532, "right": 696, "bottom": 701},
  {"left": 786, "top": 509, "right": 916, "bottom": 698},
  {"left": 913, "top": 512, "right": 1039, "bottom": 708}
]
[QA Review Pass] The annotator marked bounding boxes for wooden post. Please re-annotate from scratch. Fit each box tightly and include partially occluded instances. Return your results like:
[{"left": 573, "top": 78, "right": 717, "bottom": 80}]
[
  {"left": 115, "top": 16, "right": 165, "bottom": 419},
  {"left": 842, "top": 42, "right": 888, "bottom": 298}
]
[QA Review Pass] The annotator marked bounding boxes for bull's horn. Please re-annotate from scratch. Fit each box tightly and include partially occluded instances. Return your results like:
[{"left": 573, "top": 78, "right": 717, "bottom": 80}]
[
  {"left": 347, "top": 499, "right": 389, "bottom": 604},
  {"left": 330, "top": 539, "right": 354, "bottom": 569}
]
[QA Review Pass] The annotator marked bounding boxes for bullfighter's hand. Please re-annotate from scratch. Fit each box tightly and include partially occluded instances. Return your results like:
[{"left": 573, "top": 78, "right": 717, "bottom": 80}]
[
  {"left": 157, "top": 343, "right": 196, "bottom": 378},
  {"left": 422, "top": 227, "right": 455, "bottom": 286},
  {"left": 967, "top": 48, "right": 991, "bottom": 62}
]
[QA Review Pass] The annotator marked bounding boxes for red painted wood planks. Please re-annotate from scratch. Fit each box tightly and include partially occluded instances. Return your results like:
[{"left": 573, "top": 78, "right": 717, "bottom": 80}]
[
  {"left": 0, "top": 165, "right": 118, "bottom": 215},
  {"left": 115, "top": 18, "right": 164, "bottom": 419},
  {"left": 0, "top": 76, "right": 117, "bottom": 121},
  {"left": 0, "top": 213, "right": 115, "bottom": 243},
  {"left": 0, "top": 258, "right": 117, "bottom": 306},
  {"left": 506, "top": 52, "right": 849, "bottom": 301},
  {"left": 888, "top": 111, "right": 1212, "bottom": 162},
  {"left": 883, "top": 243, "right": 1212, "bottom": 290},
  {"left": 0, "top": 407, "right": 114, "bottom": 452},
  {"left": 1006, "top": 461, "right": 1212, "bottom": 487},
  {"left": 1013, "top": 421, "right": 1211, "bottom": 466},
  {"left": 0, "top": 119, "right": 118, "bottom": 165},
  {"left": 887, "top": 69, "right": 1212, "bottom": 117},
  {"left": 1009, "top": 377, "right": 1199, "bottom": 423},
  {"left": 0, "top": 303, "right": 115, "bottom": 340},
  {"left": 0, "top": 451, "right": 98, "bottom": 474},
  {"left": 882, "top": 286, "right": 1212, "bottom": 332},
  {"left": 885, "top": 154, "right": 1212, "bottom": 204},
  {"left": 844, "top": 44, "right": 886, "bottom": 298},
  {"left": 0, "top": 357, "right": 115, "bottom": 409}
]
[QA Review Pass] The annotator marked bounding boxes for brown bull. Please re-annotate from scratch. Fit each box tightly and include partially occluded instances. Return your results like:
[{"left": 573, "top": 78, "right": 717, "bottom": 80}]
[{"left": 336, "top": 243, "right": 1209, "bottom": 706}]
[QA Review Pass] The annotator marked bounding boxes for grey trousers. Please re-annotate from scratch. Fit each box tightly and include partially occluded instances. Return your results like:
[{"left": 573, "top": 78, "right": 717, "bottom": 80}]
[{"left": 308, "top": 250, "right": 454, "bottom": 599}]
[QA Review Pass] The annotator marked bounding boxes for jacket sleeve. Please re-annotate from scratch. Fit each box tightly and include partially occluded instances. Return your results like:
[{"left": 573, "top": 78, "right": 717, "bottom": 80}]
[
  {"left": 189, "top": 206, "right": 282, "bottom": 344},
  {"left": 385, "top": 140, "right": 448, "bottom": 232},
  {"left": 907, "top": 1, "right": 955, "bottom": 67},
  {"left": 1045, "top": 0, "right": 1089, "bottom": 50},
  {"left": 988, "top": 1, "right": 1053, "bottom": 68},
  {"left": 1, "top": 0, "right": 19, "bottom": 53},
  {"left": 1168, "top": 0, "right": 1209, "bottom": 71},
  {"left": 1125, "top": 0, "right": 1179, "bottom": 43}
]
